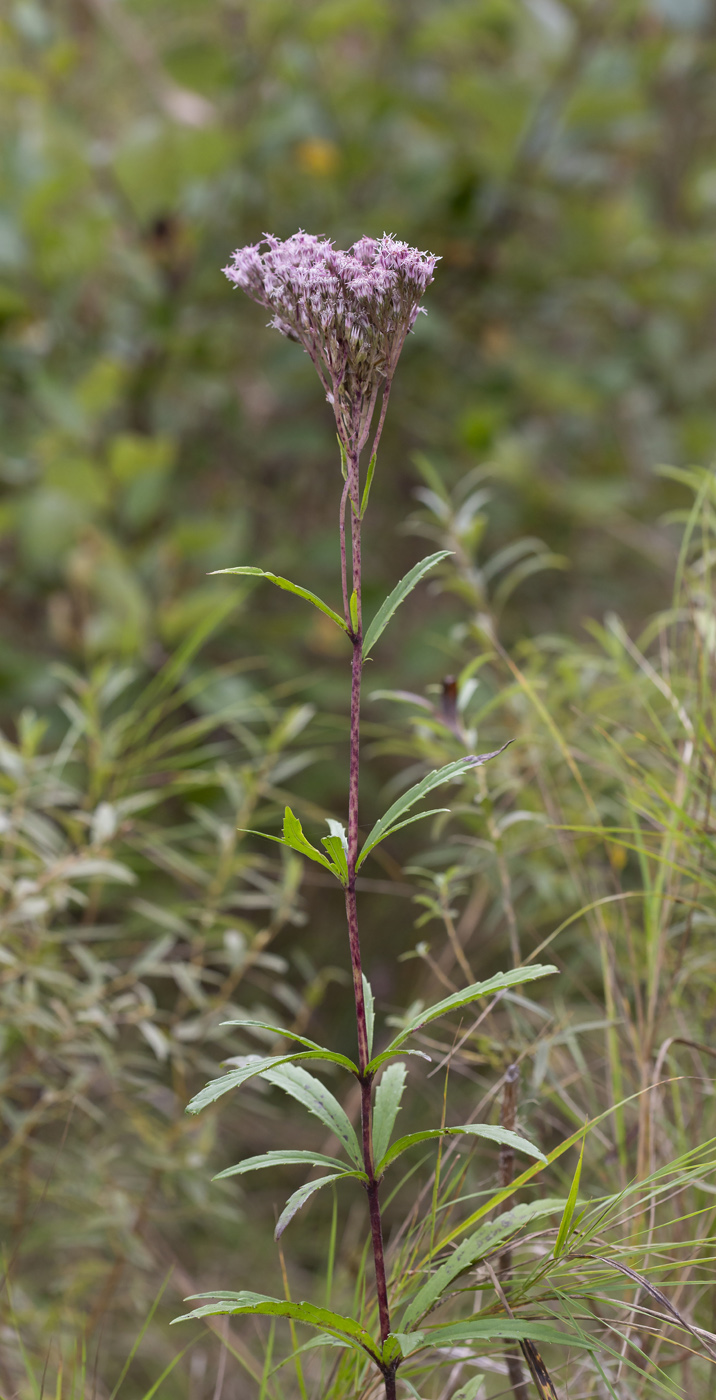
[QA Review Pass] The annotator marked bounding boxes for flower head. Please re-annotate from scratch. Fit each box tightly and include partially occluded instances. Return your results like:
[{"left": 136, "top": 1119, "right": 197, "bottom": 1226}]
[{"left": 223, "top": 232, "right": 437, "bottom": 455}]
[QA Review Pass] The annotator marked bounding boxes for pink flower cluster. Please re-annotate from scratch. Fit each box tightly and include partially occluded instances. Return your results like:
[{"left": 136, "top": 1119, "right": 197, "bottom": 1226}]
[{"left": 223, "top": 232, "right": 437, "bottom": 455}]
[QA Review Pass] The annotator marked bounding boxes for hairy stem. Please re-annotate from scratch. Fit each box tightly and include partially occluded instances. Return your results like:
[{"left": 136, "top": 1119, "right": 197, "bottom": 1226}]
[{"left": 343, "top": 446, "right": 393, "bottom": 1366}]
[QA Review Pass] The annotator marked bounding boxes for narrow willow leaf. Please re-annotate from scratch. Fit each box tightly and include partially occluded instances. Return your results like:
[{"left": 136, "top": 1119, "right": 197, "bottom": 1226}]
[
  {"left": 187, "top": 1051, "right": 359, "bottom": 1116},
  {"left": 209, "top": 566, "right": 348, "bottom": 632},
  {"left": 382, "top": 964, "right": 558, "bottom": 1055},
  {"left": 366, "top": 1048, "right": 432, "bottom": 1073},
  {"left": 362, "top": 974, "right": 375, "bottom": 1059},
  {"left": 372, "top": 1062, "right": 407, "bottom": 1167},
  {"left": 260, "top": 1062, "right": 363, "bottom": 1168},
  {"left": 275, "top": 1171, "right": 365, "bottom": 1239},
  {"left": 421, "top": 1320, "right": 597, "bottom": 1351},
  {"left": 172, "top": 1292, "right": 380, "bottom": 1360},
  {"left": 379, "top": 1124, "right": 546, "bottom": 1174},
  {"left": 357, "top": 807, "right": 449, "bottom": 864},
  {"left": 362, "top": 551, "right": 453, "bottom": 657},
  {"left": 554, "top": 1135, "right": 585, "bottom": 1257},
  {"left": 221, "top": 1019, "right": 358, "bottom": 1071},
  {"left": 214, "top": 1150, "right": 351, "bottom": 1180},
  {"left": 400, "top": 1198, "right": 567, "bottom": 1331},
  {"left": 360, "top": 451, "right": 377, "bottom": 515},
  {"left": 357, "top": 751, "right": 511, "bottom": 868}
]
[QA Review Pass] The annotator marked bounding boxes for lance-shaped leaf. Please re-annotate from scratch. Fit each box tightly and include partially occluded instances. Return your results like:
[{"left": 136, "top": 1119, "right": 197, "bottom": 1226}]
[
  {"left": 210, "top": 566, "right": 348, "bottom": 633},
  {"left": 214, "top": 1149, "right": 352, "bottom": 1181},
  {"left": 260, "top": 1062, "right": 363, "bottom": 1168},
  {"left": 221, "top": 1018, "right": 358, "bottom": 1072},
  {"left": 363, "top": 974, "right": 375, "bottom": 1058},
  {"left": 363, "top": 551, "right": 453, "bottom": 657},
  {"left": 553, "top": 1135, "right": 585, "bottom": 1257},
  {"left": 372, "top": 1062, "right": 407, "bottom": 1167},
  {"left": 172, "top": 1292, "right": 380, "bottom": 1361},
  {"left": 240, "top": 807, "right": 345, "bottom": 881},
  {"left": 374, "top": 964, "right": 558, "bottom": 1061},
  {"left": 378, "top": 1124, "right": 546, "bottom": 1175},
  {"left": 187, "top": 1051, "right": 358, "bottom": 1116},
  {"left": 275, "top": 1170, "right": 365, "bottom": 1239},
  {"left": 357, "top": 750, "right": 511, "bottom": 868},
  {"left": 382, "top": 1332, "right": 425, "bottom": 1363},
  {"left": 400, "top": 1198, "right": 567, "bottom": 1330},
  {"left": 419, "top": 1319, "right": 597, "bottom": 1351}
]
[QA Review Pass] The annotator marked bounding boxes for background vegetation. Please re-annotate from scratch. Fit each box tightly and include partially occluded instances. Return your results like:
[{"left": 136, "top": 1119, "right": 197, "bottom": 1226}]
[{"left": 2, "top": 0, "right": 716, "bottom": 1396}]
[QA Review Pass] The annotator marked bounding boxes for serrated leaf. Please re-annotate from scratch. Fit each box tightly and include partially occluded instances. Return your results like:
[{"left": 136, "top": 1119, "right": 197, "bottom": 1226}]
[
  {"left": 260, "top": 1062, "right": 363, "bottom": 1168},
  {"left": 400, "top": 1199, "right": 567, "bottom": 1330},
  {"left": 187, "top": 1051, "right": 358, "bottom": 1116},
  {"left": 357, "top": 751, "right": 511, "bottom": 868},
  {"left": 363, "top": 974, "right": 375, "bottom": 1059},
  {"left": 210, "top": 566, "right": 348, "bottom": 632},
  {"left": 378, "top": 1124, "right": 546, "bottom": 1174},
  {"left": 366, "top": 1048, "right": 432, "bottom": 1073},
  {"left": 359, "top": 807, "right": 449, "bottom": 859},
  {"left": 322, "top": 834, "right": 348, "bottom": 883},
  {"left": 172, "top": 1292, "right": 380, "bottom": 1360},
  {"left": 554, "top": 1135, "right": 585, "bottom": 1257},
  {"left": 421, "top": 1319, "right": 596, "bottom": 1351},
  {"left": 363, "top": 551, "right": 453, "bottom": 658},
  {"left": 283, "top": 806, "right": 337, "bottom": 871},
  {"left": 383, "top": 1331, "right": 425, "bottom": 1362},
  {"left": 275, "top": 1171, "right": 365, "bottom": 1239},
  {"left": 213, "top": 1149, "right": 351, "bottom": 1181},
  {"left": 372, "top": 1062, "right": 407, "bottom": 1167},
  {"left": 221, "top": 1019, "right": 358, "bottom": 1072},
  {"left": 381, "top": 964, "right": 558, "bottom": 1055}
]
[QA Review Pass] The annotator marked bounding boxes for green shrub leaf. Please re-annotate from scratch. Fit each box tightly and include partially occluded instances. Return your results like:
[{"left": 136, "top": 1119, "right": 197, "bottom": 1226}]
[
  {"left": 363, "top": 551, "right": 453, "bottom": 657},
  {"left": 172, "top": 1292, "right": 380, "bottom": 1360},
  {"left": 213, "top": 1149, "right": 352, "bottom": 1180},
  {"left": 372, "top": 1062, "right": 407, "bottom": 1167},
  {"left": 260, "top": 1062, "right": 364, "bottom": 1168},
  {"left": 553, "top": 1134, "right": 585, "bottom": 1257},
  {"left": 187, "top": 1051, "right": 359, "bottom": 1115},
  {"left": 275, "top": 1171, "right": 365, "bottom": 1239},
  {"left": 380, "top": 964, "right": 558, "bottom": 1055},
  {"left": 363, "top": 973, "right": 375, "bottom": 1059},
  {"left": 210, "top": 566, "right": 348, "bottom": 632},
  {"left": 420, "top": 1319, "right": 597, "bottom": 1351},
  {"left": 378, "top": 1124, "right": 546, "bottom": 1174},
  {"left": 357, "top": 752, "right": 511, "bottom": 868},
  {"left": 400, "top": 1199, "right": 567, "bottom": 1330}
]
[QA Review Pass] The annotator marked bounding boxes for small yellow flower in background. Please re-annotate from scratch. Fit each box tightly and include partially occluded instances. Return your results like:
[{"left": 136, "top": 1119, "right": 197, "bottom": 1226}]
[{"left": 296, "top": 137, "right": 340, "bottom": 176}]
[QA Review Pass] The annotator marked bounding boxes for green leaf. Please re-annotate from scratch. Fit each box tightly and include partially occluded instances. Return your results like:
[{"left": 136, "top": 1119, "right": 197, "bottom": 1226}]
[
  {"left": 172, "top": 1292, "right": 380, "bottom": 1360},
  {"left": 452, "top": 1378, "right": 484, "bottom": 1400},
  {"left": 366, "top": 1048, "right": 432, "bottom": 1073},
  {"left": 360, "top": 451, "right": 377, "bottom": 515},
  {"left": 349, "top": 588, "right": 358, "bottom": 632},
  {"left": 372, "top": 1062, "right": 407, "bottom": 1167},
  {"left": 357, "top": 751, "right": 511, "bottom": 869},
  {"left": 379, "top": 964, "right": 558, "bottom": 1056},
  {"left": 260, "top": 1062, "right": 364, "bottom": 1169},
  {"left": 554, "top": 1134, "right": 585, "bottom": 1257},
  {"left": 378, "top": 1124, "right": 546, "bottom": 1174},
  {"left": 213, "top": 1149, "right": 352, "bottom": 1180},
  {"left": 363, "top": 551, "right": 453, "bottom": 657},
  {"left": 283, "top": 806, "right": 338, "bottom": 872},
  {"left": 322, "top": 834, "right": 348, "bottom": 883},
  {"left": 363, "top": 974, "right": 375, "bottom": 1059},
  {"left": 221, "top": 1019, "right": 357, "bottom": 1071},
  {"left": 383, "top": 1332, "right": 425, "bottom": 1362},
  {"left": 187, "top": 1051, "right": 359, "bottom": 1116},
  {"left": 421, "top": 1319, "right": 597, "bottom": 1351},
  {"left": 209, "top": 566, "right": 348, "bottom": 632},
  {"left": 400, "top": 1199, "right": 567, "bottom": 1330},
  {"left": 275, "top": 1171, "right": 365, "bottom": 1239},
  {"left": 358, "top": 807, "right": 449, "bottom": 861}
]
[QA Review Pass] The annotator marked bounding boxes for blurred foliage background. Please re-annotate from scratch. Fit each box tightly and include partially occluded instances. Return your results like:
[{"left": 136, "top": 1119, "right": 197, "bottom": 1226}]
[{"left": 2, "top": 0, "right": 716, "bottom": 1397}]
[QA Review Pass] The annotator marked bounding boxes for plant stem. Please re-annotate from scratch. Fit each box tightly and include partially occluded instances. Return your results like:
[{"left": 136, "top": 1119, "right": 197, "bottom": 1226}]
[{"left": 343, "top": 447, "right": 394, "bottom": 1374}]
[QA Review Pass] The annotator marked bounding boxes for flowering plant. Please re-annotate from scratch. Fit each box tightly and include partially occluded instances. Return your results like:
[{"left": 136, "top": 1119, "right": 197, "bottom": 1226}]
[{"left": 173, "top": 234, "right": 557, "bottom": 1399}]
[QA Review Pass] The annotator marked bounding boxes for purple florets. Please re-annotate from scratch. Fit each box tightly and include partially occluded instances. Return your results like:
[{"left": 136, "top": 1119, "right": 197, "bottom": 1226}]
[{"left": 223, "top": 232, "right": 437, "bottom": 456}]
